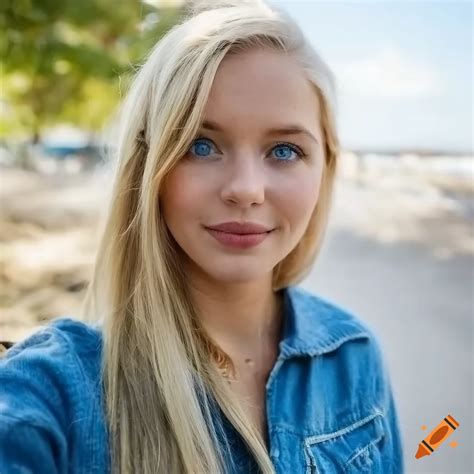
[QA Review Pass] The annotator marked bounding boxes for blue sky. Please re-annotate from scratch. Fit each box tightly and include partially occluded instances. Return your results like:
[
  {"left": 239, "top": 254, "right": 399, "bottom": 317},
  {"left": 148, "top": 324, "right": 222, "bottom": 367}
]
[{"left": 270, "top": 0, "right": 472, "bottom": 153}]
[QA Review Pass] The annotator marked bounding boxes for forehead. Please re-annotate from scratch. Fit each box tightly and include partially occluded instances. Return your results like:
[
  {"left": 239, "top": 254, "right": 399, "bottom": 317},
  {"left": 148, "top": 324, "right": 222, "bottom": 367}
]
[{"left": 202, "top": 48, "right": 321, "bottom": 134}]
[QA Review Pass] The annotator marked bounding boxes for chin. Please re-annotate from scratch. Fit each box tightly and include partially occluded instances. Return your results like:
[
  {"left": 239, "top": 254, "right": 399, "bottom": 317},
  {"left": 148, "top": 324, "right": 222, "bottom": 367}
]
[{"left": 204, "top": 265, "right": 272, "bottom": 283}]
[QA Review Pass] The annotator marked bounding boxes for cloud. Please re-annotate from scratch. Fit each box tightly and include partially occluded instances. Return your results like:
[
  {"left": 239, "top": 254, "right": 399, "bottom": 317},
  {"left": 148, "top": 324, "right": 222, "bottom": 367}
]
[{"left": 332, "top": 46, "right": 444, "bottom": 99}]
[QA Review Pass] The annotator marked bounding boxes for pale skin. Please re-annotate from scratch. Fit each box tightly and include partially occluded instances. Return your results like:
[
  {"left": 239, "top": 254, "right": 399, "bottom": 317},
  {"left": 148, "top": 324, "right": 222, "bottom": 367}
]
[{"left": 160, "top": 47, "right": 325, "bottom": 447}]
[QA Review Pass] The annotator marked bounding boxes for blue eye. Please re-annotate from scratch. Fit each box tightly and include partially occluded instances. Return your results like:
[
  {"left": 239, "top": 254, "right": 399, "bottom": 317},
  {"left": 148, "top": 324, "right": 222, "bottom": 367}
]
[
  {"left": 188, "top": 137, "right": 306, "bottom": 162},
  {"left": 189, "top": 138, "right": 216, "bottom": 158},
  {"left": 271, "top": 143, "right": 305, "bottom": 162}
]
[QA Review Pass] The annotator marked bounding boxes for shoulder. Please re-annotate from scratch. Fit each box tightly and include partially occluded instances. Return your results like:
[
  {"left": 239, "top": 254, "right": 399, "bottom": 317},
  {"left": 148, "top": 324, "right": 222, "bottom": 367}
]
[
  {"left": 1, "top": 316, "right": 102, "bottom": 380},
  {"left": 284, "top": 285, "right": 383, "bottom": 360},
  {"left": 288, "top": 285, "right": 373, "bottom": 330},
  {"left": 0, "top": 317, "right": 103, "bottom": 427},
  {"left": 0, "top": 317, "right": 106, "bottom": 472}
]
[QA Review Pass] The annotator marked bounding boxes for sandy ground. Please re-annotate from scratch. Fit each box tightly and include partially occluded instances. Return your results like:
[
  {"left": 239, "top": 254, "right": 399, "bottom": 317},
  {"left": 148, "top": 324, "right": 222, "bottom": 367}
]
[{"left": 0, "top": 153, "right": 472, "bottom": 472}]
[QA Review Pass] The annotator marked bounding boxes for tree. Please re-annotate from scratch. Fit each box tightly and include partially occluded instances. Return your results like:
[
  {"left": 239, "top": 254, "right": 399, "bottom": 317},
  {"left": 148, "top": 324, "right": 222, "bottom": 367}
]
[{"left": 0, "top": 0, "right": 185, "bottom": 141}]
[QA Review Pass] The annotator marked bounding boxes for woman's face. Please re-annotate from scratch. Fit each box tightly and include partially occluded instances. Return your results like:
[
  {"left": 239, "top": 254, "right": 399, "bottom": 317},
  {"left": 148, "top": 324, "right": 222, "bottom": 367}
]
[{"left": 160, "top": 48, "right": 325, "bottom": 286}]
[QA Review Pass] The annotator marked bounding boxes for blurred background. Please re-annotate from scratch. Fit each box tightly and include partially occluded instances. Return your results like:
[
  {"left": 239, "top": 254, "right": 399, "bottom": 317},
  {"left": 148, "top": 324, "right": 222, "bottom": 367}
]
[{"left": 0, "top": 0, "right": 472, "bottom": 472}]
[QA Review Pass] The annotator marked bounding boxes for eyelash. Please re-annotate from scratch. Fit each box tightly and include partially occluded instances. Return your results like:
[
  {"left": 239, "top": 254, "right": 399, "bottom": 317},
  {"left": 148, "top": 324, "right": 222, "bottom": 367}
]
[{"left": 188, "top": 136, "right": 307, "bottom": 163}]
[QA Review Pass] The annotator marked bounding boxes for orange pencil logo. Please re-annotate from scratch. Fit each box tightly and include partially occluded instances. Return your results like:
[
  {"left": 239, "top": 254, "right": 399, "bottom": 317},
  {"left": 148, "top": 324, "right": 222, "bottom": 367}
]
[{"left": 415, "top": 414, "right": 460, "bottom": 459}]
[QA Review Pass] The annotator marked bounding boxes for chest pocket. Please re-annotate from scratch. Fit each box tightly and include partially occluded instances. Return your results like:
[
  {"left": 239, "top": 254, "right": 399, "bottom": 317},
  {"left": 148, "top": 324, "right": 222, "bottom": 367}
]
[{"left": 304, "top": 411, "right": 386, "bottom": 473}]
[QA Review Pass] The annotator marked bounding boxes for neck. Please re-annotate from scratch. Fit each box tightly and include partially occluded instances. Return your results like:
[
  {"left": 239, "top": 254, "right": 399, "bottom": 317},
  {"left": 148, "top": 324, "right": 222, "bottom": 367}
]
[{"left": 188, "top": 276, "right": 285, "bottom": 364}]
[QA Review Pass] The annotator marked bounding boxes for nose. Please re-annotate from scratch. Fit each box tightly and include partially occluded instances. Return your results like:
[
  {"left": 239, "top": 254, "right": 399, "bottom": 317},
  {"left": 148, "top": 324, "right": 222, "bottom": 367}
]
[{"left": 220, "top": 154, "right": 266, "bottom": 207}]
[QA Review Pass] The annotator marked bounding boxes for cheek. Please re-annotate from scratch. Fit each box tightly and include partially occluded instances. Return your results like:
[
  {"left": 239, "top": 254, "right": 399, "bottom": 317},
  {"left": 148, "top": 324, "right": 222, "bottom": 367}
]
[
  {"left": 275, "top": 166, "right": 323, "bottom": 229},
  {"left": 160, "top": 166, "right": 202, "bottom": 229}
]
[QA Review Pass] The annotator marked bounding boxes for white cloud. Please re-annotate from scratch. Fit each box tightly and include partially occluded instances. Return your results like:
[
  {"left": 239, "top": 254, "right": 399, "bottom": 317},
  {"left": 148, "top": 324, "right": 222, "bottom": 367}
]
[{"left": 332, "top": 46, "right": 444, "bottom": 99}]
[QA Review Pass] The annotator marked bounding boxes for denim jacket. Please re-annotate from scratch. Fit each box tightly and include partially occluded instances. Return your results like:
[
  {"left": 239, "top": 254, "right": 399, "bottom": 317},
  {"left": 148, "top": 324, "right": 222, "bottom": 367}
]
[{"left": 0, "top": 285, "right": 404, "bottom": 473}]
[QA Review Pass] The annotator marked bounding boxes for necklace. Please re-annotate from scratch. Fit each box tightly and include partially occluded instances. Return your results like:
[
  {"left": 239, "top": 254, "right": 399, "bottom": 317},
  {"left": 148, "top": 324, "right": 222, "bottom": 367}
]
[{"left": 213, "top": 348, "right": 237, "bottom": 383}]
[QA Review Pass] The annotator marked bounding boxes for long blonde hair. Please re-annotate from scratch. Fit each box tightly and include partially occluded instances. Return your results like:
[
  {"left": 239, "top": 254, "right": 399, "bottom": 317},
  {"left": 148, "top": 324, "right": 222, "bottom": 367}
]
[{"left": 82, "top": 1, "right": 340, "bottom": 472}]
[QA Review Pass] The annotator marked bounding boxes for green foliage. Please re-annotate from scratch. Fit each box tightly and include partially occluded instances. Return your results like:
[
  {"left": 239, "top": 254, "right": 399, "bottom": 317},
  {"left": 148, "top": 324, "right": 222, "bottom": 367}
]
[{"left": 0, "top": 0, "right": 186, "bottom": 139}]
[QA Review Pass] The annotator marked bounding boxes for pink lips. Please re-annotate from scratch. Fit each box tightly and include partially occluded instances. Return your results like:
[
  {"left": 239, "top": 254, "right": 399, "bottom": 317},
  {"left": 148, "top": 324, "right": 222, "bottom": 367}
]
[
  {"left": 206, "top": 221, "right": 272, "bottom": 234},
  {"left": 204, "top": 221, "right": 275, "bottom": 249}
]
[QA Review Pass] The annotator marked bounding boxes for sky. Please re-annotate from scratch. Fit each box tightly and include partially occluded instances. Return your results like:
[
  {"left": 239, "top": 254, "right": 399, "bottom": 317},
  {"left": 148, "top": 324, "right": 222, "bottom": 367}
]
[{"left": 269, "top": 0, "right": 473, "bottom": 153}]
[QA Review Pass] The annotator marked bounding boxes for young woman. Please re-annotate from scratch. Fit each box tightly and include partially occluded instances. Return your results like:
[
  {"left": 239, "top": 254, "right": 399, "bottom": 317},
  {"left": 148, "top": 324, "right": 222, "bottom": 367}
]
[{"left": 0, "top": 1, "right": 404, "bottom": 473}]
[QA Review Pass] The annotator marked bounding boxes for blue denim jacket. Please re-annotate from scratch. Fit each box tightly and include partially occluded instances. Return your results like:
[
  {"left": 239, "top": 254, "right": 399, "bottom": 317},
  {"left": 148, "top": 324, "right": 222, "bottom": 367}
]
[{"left": 0, "top": 285, "right": 404, "bottom": 473}]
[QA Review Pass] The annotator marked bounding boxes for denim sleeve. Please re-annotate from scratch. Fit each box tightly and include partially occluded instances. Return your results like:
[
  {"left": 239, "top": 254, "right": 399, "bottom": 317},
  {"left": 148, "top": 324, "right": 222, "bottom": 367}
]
[
  {"left": 0, "top": 328, "right": 77, "bottom": 474},
  {"left": 374, "top": 338, "right": 405, "bottom": 473},
  {"left": 380, "top": 374, "right": 405, "bottom": 473},
  {"left": 0, "top": 414, "right": 66, "bottom": 473}
]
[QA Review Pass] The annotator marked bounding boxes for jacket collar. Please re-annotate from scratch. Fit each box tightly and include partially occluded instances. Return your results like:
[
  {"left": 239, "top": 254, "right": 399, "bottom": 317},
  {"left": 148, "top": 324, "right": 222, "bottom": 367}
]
[{"left": 278, "top": 285, "right": 371, "bottom": 359}]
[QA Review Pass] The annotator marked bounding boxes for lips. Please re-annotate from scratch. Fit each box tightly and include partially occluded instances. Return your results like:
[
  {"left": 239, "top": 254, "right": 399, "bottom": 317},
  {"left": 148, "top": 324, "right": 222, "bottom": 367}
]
[
  {"left": 205, "top": 221, "right": 272, "bottom": 234},
  {"left": 205, "top": 227, "right": 272, "bottom": 249}
]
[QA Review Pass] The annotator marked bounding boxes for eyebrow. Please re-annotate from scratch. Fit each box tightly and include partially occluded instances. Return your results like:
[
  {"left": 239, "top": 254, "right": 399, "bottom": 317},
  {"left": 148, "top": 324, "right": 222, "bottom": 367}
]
[{"left": 200, "top": 120, "right": 319, "bottom": 144}]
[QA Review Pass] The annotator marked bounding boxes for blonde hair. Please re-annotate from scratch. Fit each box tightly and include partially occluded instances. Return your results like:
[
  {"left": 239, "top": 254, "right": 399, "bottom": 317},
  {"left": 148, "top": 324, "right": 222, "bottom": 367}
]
[{"left": 82, "top": 1, "right": 340, "bottom": 472}]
